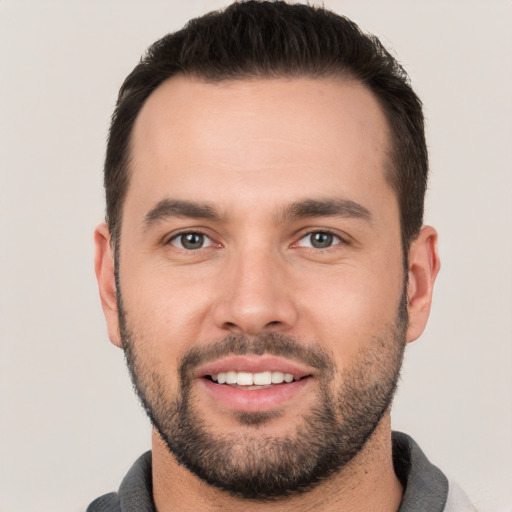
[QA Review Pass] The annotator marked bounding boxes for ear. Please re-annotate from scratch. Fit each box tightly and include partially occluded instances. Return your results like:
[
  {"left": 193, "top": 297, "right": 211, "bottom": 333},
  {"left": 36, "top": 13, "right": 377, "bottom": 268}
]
[
  {"left": 94, "top": 223, "right": 123, "bottom": 348},
  {"left": 406, "top": 225, "right": 441, "bottom": 343}
]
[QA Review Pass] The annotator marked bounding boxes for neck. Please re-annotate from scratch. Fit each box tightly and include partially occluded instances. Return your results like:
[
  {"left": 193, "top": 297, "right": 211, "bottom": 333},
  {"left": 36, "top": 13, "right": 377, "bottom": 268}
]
[{"left": 151, "top": 414, "right": 403, "bottom": 512}]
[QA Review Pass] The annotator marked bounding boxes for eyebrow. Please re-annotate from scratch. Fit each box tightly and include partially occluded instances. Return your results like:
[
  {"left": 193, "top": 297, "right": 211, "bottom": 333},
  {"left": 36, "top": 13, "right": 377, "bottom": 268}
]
[
  {"left": 143, "top": 199, "right": 221, "bottom": 229},
  {"left": 143, "top": 196, "right": 372, "bottom": 230},
  {"left": 279, "top": 198, "right": 372, "bottom": 223}
]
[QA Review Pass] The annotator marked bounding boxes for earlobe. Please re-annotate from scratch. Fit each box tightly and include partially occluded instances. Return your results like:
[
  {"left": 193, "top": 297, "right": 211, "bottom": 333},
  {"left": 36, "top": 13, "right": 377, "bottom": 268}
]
[
  {"left": 94, "top": 223, "right": 123, "bottom": 348},
  {"left": 405, "top": 225, "right": 441, "bottom": 343}
]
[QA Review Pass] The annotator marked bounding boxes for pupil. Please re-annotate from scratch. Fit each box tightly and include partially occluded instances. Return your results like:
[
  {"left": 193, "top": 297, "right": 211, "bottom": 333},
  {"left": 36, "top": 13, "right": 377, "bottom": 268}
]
[
  {"left": 182, "top": 233, "right": 204, "bottom": 249},
  {"left": 311, "top": 232, "right": 333, "bottom": 248}
]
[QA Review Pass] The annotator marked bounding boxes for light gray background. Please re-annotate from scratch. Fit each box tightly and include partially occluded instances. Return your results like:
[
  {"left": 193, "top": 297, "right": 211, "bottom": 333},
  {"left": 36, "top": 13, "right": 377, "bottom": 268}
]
[{"left": 1, "top": 1, "right": 511, "bottom": 511}]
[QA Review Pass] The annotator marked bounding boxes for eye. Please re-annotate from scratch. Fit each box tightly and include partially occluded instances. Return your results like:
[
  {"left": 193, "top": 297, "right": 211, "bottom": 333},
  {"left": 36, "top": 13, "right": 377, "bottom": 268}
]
[
  {"left": 297, "top": 231, "right": 341, "bottom": 249},
  {"left": 169, "top": 232, "right": 213, "bottom": 250}
]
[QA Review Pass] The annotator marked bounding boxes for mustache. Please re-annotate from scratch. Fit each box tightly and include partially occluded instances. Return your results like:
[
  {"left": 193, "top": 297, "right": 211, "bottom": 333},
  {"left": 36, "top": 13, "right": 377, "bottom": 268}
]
[{"left": 179, "top": 332, "right": 334, "bottom": 382}]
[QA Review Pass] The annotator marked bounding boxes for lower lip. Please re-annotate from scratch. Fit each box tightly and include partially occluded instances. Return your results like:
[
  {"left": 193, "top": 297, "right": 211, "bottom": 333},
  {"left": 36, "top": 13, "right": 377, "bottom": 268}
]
[{"left": 199, "top": 377, "right": 312, "bottom": 412}]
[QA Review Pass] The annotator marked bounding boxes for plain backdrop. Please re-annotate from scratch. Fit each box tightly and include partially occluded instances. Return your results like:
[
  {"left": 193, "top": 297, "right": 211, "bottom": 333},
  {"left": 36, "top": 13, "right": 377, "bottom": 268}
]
[{"left": 1, "top": 1, "right": 511, "bottom": 511}]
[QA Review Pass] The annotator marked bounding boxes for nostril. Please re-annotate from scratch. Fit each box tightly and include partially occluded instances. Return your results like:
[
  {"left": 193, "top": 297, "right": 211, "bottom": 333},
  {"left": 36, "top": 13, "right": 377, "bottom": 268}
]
[{"left": 222, "top": 321, "right": 243, "bottom": 333}]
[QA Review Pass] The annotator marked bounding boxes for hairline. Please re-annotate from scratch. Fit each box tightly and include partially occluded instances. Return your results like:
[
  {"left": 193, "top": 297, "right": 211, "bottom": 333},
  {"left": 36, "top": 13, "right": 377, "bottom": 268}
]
[{"left": 111, "top": 70, "right": 407, "bottom": 255}]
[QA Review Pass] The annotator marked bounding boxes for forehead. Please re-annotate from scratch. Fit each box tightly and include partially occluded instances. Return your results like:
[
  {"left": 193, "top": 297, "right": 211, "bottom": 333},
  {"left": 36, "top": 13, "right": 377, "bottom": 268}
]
[{"left": 128, "top": 75, "right": 393, "bottom": 215}]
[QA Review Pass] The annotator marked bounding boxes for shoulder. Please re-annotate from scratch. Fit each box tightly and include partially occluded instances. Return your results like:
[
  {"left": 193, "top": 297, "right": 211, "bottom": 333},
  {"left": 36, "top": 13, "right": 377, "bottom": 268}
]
[
  {"left": 392, "top": 432, "right": 476, "bottom": 512},
  {"left": 86, "top": 493, "right": 121, "bottom": 512},
  {"left": 443, "top": 481, "right": 478, "bottom": 512},
  {"left": 86, "top": 451, "right": 153, "bottom": 512}
]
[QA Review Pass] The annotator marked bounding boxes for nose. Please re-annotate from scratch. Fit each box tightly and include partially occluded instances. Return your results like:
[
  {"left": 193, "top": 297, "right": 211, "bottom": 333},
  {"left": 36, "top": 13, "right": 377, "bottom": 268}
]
[{"left": 212, "top": 248, "right": 298, "bottom": 336}]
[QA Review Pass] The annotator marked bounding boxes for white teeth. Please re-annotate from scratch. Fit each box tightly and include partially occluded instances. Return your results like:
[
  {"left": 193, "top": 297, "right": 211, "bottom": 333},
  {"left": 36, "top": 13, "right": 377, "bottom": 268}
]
[
  {"left": 225, "top": 371, "right": 237, "bottom": 384},
  {"left": 253, "top": 371, "right": 272, "bottom": 385},
  {"left": 271, "top": 371, "right": 285, "bottom": 384},
  {"left": 237, "top": 372, "right": 253, "bottom": 386},
  {"left": 212, "top": 371, "right": 296, "bottom": 386}
]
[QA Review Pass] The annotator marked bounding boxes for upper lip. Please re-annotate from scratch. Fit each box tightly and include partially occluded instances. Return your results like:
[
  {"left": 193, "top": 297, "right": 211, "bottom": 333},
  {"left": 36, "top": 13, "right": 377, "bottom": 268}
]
[{"left": 193, "top": 355, "right": 313, "bottom": 380}]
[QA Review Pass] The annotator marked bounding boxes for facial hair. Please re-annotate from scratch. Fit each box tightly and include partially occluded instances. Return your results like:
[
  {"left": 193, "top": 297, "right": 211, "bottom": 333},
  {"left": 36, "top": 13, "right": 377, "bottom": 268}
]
[{"left": 118, "top": 288, "right": 407, "bottom": 500}]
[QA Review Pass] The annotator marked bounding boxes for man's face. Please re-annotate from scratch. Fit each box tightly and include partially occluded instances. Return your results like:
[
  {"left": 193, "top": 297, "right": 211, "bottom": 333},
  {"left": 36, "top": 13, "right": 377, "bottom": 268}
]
[{"left": 110, "top": 76, "right": 409, "bottom": 497}]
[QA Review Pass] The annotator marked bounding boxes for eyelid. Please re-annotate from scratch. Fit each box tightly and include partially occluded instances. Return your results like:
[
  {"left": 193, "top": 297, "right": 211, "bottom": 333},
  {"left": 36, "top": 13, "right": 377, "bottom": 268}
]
[
  {"left": 165, "top": 229, "right": 220, "bottom": 250},
  {"left": 292, "top": 228, "right": 349, "bottom": 249},
  {"left": 162, "top": 227, "right": 350, "bottom": 251}
]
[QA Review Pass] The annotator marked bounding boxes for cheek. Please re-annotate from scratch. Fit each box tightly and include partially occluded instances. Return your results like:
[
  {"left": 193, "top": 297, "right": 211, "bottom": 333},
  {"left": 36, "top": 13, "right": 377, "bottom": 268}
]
[
  {"left": 296, "top": 262, "right": 404, "bottom": 366},
  {"left": 119, "top": 276, "right": 208, "bottom": 395},
  {"left": 119, "top": 263, "right": 217, "bottom": 353}
]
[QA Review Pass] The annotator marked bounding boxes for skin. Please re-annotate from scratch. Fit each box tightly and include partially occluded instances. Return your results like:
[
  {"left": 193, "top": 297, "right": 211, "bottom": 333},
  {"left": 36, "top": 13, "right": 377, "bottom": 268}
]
[{"left": 95, "top": 76, "right": 440, "bottom": 511}]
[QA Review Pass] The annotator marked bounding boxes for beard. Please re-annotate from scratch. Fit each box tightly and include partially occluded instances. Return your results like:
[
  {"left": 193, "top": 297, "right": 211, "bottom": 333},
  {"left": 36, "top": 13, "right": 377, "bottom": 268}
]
[{"left": 118, "top": 288, "right": 407, "bottom": 500}]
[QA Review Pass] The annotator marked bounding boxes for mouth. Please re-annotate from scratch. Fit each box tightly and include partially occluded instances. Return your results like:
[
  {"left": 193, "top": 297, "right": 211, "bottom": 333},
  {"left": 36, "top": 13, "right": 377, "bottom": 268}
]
[
  {"left": 194, "top": 356, "right": 314, "bottom": 413},
  {"left": 205, "top": 370, "right": 306, "bottom": 390}
]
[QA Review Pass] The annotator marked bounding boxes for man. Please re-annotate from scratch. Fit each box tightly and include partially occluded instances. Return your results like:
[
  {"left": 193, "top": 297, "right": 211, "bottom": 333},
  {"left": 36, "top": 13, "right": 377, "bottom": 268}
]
[{"left": 89, "top": 1, "right": 475, "bottom": 510}]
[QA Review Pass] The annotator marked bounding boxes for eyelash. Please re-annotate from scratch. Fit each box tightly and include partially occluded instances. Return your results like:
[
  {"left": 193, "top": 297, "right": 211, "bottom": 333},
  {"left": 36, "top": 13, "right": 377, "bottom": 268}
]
[
  {"left": 167, "top": 231, "right": 217, "bottom": 251},
  {"left": 293, "top": 229, "right": 346, "bottom": 251},
  {"left": 165, "top": 229, "right": 348, "bottom": 252}
]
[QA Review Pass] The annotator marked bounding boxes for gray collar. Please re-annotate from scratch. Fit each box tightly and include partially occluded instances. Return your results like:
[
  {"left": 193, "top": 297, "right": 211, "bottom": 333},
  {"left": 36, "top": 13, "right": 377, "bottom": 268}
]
[{"left": 394, "top": 431, "right": 448, "bottom": 511}]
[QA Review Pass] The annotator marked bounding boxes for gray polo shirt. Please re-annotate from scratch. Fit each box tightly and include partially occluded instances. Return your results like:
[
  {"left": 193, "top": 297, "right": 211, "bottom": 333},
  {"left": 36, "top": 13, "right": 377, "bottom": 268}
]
[{"left": 87, "top": 432, "right": 474, "bottom": 511}]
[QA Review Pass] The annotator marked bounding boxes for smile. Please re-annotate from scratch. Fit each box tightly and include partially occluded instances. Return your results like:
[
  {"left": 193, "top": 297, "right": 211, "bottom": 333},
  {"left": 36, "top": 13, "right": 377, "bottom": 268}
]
[
  {"left": 195, "top": 356, "right": 314, "bottom": 412},
  {"left": 209, "top": 370, "right": 298, "bottom": 387}
]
